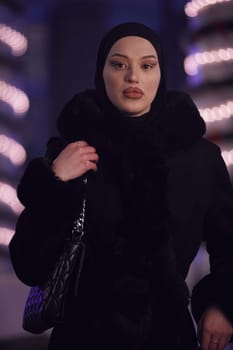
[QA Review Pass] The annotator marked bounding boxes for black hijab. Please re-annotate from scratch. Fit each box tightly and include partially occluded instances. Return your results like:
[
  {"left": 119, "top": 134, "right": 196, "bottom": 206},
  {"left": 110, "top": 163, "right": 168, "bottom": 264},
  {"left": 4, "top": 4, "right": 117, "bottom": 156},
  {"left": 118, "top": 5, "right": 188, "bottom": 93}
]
[
  {"left": 94, "top": 22, "right": 166, "bottom": 118},
  {"left": 93, "top": 24, "right": 169, "bottom": 257}
]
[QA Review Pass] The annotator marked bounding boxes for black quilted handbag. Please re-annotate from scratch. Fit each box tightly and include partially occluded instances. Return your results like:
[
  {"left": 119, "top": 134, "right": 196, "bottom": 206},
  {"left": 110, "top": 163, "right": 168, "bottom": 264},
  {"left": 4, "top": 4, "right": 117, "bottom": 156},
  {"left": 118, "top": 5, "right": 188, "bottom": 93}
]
[{"left": 22, "top": 195, "right": 86, "bottom": 334}]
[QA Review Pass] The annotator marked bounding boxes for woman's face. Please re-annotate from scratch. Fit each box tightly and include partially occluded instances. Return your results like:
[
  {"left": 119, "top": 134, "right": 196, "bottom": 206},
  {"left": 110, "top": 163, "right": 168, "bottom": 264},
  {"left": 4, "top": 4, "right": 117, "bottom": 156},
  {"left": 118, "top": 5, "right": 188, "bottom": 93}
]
[{"left": 103, "top": 36, "right": 161, "bottom": 117}]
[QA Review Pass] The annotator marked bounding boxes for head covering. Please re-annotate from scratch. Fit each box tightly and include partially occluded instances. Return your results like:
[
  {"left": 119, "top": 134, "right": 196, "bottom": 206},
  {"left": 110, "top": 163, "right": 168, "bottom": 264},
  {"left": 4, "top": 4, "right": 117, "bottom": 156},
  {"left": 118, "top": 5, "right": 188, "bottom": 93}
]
[
  {"left": 95, "top": 22, "right": 166, "bottom": 116},
  {"left": 57, "top": 22, "right": 205, "bottom": 153}
]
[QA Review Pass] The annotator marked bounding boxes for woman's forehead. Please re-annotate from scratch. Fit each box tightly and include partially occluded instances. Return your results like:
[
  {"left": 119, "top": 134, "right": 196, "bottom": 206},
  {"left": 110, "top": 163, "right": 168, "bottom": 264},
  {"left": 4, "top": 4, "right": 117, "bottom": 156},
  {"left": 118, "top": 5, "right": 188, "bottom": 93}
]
[{"left": 107, "top": 36, "right": 158, "bottom": 58}]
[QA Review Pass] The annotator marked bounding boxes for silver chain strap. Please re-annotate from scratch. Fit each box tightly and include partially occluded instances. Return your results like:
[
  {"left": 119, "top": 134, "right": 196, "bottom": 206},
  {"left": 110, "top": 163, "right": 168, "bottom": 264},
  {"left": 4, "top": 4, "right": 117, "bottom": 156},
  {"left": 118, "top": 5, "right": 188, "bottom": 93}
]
[{"left": 71, "top": 177, "right": 87, "bottom": 239}]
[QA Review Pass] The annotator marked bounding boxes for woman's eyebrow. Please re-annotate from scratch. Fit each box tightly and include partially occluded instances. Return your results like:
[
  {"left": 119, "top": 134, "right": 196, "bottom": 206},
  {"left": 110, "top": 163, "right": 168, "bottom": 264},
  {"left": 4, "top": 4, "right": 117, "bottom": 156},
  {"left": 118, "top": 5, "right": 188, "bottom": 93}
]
[
  {"left": 110, "top": 53, "right": 128, "bottom": 58},
  {"left": 109, "top": 53, "right": 157, "bottom": 60},
  {"left": 141, "top": 55, "right": 158, "bottom": 59}
]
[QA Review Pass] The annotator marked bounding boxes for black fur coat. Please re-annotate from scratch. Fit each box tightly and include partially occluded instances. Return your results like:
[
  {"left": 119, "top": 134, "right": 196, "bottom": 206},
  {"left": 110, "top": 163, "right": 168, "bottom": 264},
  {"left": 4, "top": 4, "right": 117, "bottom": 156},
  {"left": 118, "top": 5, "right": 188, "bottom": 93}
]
[{"left": 9, "top": 90, "right": 233, "bottom": 350}]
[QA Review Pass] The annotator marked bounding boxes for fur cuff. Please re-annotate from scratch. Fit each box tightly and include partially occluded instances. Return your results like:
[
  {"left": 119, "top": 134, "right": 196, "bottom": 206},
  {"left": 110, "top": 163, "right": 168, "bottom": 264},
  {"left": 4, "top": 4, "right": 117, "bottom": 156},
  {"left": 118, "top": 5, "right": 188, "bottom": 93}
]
[
  {"left": 17, "top": 157, "right": 85, "bottom": 221},
  {"left": 191, "top": 273, "right": 233, "bottom": 324}
]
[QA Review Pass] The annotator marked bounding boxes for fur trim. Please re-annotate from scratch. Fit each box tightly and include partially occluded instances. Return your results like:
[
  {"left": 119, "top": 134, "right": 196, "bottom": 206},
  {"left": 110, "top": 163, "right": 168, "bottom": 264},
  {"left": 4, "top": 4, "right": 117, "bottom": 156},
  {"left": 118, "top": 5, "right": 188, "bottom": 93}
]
[
  {"left": 56, "top": 89, "right": 206, "bottom": 153},
  {"left": 157, "top": 91, "right": 206, "bottom": 152},
  {"left": 17, "top": 156, "right": 85, "bottom": 222},
  {"left": 191, "top": 273, "right": 233, "bottom": 324}
]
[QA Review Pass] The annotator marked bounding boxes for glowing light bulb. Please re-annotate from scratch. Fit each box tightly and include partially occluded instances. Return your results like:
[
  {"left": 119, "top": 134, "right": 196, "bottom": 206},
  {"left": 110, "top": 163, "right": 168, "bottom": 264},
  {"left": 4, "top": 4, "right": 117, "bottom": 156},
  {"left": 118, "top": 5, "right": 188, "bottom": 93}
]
[
  {"left": 0, "top": 23, "right": 28, "bottom": 56},
  {"left": 0, "top": 80, "right": 29, "bottom": 116},
  {"left": 184, "top": 48, "right": 233, "bottom": 76},
  {"left": 185, "top": 0, "right": 232, "bottom": 17},
  {"left": 0, "top": 227, "right": 14, "bottom": 246},
  {"left": 222, "top": 150, "right": 233, "bottom": 167},
  {"left": 0, "top": 181, "right": 24, "bottom": 214},
  {"left": 199, "top": 101, "right": 233, "bottom": 123},
  {"left": 0, "top": 134, "right": 26, "bottom": 165}
]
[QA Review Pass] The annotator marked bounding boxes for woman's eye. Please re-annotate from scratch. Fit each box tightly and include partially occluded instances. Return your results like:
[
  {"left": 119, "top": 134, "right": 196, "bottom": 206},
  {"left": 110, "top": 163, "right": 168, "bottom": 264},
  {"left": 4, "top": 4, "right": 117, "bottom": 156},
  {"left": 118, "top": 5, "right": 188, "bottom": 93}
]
[
  {"left": 110, "top": 61, "right": 127, "bottom": 69},
  {"left": 143, "top": 63, "right": 156, "bottom": 70}
]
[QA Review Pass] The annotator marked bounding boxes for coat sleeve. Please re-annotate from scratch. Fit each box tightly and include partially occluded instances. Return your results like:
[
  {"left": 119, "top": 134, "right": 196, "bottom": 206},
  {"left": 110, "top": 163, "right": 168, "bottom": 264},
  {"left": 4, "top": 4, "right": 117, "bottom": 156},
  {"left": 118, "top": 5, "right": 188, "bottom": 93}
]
[
  {"left": 8, "top": 137, "right": 85, "bottom": 286},
  {"left": 191, "top": 145, "right": 233, "bottom": 324}
]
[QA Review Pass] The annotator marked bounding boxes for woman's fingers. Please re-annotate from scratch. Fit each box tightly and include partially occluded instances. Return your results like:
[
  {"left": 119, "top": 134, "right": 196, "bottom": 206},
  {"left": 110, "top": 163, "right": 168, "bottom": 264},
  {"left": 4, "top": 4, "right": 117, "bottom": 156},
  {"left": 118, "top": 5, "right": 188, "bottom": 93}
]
[
  {"left": 198, "top": 307, "right": 233, "bottom": 350},
  {"left": 52, "top": 140, "right": 99, "bottom": 181},
  {"left": 81, "top": 159, "right": 98, "bottom": 173}
]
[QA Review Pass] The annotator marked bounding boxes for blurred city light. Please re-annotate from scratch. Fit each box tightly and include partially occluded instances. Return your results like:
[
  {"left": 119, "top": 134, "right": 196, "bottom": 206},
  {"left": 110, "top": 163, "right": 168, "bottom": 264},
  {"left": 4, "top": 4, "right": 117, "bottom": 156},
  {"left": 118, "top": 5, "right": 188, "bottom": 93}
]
[
  {"left": 0, "top": 181, "right": 24, "bottom": 214},
  {"left": 185, "top": 0, "right": 232, "bottom": 18},
  {"left": 0, "top": 134, "right": 26, "bottom": 165},
  {"left": 0, "top": 23, "right": 28, "bottom": 56},
  {"left": 0, "top": 80, "right": 30, "bottom": 115}
]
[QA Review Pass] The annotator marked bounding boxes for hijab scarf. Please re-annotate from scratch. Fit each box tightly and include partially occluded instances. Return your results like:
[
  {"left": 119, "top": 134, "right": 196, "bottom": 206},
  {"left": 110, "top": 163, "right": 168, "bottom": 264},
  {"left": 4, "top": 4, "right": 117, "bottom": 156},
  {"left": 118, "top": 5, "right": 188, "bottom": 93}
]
[
  {"left": 94, "top": 21, "right": 166, "bottom": 118},
  {"left": 93, "top": 22, "right": 168, "bottom": 248}
]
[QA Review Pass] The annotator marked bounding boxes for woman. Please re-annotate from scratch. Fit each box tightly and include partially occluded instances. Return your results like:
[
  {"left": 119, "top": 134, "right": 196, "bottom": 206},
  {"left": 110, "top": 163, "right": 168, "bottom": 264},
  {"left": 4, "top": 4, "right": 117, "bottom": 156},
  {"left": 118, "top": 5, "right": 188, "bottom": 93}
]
[{"left": 9, "top": 22, "right": 233, "bottom": 350}]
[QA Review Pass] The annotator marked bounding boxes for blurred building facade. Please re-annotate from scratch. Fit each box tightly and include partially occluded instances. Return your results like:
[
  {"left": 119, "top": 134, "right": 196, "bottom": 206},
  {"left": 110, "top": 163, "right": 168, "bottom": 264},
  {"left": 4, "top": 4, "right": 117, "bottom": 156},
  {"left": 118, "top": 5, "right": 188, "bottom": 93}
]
[
  {"left": 183, "top": 0, "right": 233, "bottom": 175},
  {"left": 0, "top": 0, "right": 51, "bottom": 347}
]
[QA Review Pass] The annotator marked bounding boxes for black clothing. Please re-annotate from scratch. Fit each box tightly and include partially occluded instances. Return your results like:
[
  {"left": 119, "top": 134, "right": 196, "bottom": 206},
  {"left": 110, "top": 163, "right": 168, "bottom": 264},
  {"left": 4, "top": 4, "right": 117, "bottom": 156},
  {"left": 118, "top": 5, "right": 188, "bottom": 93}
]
[
  {"left": 9, "top": 90, "right": 233, "bottom": 350},
  {"left": 9, "top": 22, "right": 233, "bottom": 350}
]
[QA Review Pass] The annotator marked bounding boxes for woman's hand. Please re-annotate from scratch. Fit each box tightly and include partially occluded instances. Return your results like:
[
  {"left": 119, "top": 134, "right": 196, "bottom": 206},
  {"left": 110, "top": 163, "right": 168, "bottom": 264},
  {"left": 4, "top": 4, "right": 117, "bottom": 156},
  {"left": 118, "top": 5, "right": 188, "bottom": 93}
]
[
  {"left": 197, "top": 306, "right": 233, "bottom": 350},
  {"left": 52, "top": 140, "right": 99, "bottom": 181}
]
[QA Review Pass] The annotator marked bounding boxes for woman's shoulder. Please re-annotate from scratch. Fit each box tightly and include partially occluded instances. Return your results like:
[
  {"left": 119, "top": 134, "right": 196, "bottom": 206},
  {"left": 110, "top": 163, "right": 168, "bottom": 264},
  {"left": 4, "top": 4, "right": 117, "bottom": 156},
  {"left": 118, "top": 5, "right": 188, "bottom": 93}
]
[
  {"left": 165, "top": 89, "right": 197, "bottom": 107},
  {"left": 58, "top": 89, "right": 99, "bottom": 118},
  {"left": 56, "top": 89, "right": 101, "bottom": 141},
  {"left": 165, "top": 90, "right": 222, "bottom": 156},
  {"left": 183, "top": 137, "right": 229, "bottom": 179},
  {"left": 164, "top": 90, "right": 203, "bottom": 126}
]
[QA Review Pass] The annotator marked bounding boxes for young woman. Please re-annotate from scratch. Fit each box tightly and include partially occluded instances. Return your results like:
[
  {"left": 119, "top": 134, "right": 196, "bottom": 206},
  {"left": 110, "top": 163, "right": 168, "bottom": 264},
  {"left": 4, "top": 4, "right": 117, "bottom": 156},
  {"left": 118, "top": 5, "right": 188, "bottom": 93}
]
[{"left": 9, "top": 22, "right": 233, "bottom": 350}]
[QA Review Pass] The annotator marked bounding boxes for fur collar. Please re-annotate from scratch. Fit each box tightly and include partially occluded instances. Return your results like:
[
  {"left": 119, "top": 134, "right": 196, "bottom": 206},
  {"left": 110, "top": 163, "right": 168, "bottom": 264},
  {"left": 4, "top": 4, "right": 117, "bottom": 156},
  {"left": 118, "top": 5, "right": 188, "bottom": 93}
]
[{"left": 56, "top": 89, "right": 206, "bottom": 154}]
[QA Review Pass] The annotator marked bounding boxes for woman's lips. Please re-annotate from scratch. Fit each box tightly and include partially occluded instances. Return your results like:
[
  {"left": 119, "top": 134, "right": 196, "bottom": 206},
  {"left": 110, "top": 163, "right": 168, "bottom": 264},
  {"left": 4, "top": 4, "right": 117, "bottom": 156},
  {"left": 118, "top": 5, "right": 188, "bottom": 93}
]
[{"left": 123, "top": 87, "right": 144, "bottom": 99}]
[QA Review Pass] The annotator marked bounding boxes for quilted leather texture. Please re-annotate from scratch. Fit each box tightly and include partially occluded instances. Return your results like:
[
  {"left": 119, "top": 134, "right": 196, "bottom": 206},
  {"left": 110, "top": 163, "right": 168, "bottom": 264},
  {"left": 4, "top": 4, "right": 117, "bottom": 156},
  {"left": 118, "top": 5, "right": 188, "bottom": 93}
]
[
  {"left": 23, "top": 238, "right": 85, "bottom": 334},
  {"left": 22, "top": 198, "right": 87, "bottom": 334}
]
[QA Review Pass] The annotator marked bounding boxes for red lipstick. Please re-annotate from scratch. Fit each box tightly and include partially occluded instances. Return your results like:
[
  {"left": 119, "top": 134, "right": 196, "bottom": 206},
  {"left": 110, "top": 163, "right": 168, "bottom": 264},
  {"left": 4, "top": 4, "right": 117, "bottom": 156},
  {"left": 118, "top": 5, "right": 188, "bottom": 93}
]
[{"left": 123, "top": 87, "right": 144, "bottom": 99}]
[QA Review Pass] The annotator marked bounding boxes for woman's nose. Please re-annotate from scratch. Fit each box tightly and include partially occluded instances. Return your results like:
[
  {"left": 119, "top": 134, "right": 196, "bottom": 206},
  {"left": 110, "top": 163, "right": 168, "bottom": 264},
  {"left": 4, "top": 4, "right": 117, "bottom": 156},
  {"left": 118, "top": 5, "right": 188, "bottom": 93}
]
[{"left": 125, "top": 67, "right": 139, "bottom": 83}]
